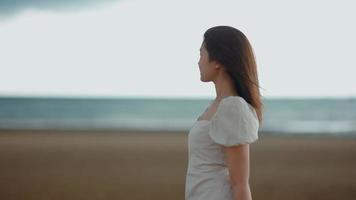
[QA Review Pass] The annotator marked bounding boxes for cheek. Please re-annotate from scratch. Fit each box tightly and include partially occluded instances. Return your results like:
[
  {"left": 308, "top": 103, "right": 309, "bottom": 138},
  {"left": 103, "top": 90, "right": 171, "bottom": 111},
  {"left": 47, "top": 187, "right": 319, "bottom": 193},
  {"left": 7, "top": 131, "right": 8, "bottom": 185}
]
[{"left": 200, "top": 56, "right": 207, "bottom": 66}]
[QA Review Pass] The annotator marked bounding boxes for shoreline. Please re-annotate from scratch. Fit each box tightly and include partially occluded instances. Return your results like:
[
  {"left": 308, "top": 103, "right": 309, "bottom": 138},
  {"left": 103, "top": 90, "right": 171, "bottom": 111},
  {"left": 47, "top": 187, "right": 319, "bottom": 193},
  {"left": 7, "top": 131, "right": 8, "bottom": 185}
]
[
  {"left": 1, "top": 128, "right": 356, "bottom": 138},
  {"left": 0, "top": 129, "right": 355, "bottom": 200}
]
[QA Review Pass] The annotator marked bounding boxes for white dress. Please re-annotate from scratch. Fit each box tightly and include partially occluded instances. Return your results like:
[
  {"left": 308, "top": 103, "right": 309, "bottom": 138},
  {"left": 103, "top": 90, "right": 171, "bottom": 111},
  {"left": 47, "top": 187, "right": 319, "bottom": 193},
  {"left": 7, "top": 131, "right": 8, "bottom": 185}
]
[{"left": 185, "top": 96, "right": 259, "bottom": 200}]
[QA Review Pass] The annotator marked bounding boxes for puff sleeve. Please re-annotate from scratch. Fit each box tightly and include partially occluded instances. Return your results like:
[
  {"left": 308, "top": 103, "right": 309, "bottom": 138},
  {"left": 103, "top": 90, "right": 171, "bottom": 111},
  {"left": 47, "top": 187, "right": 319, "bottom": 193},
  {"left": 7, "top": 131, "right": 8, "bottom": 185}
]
[{"left": 208, "top": 97, "right": 259, "bottom": 147}]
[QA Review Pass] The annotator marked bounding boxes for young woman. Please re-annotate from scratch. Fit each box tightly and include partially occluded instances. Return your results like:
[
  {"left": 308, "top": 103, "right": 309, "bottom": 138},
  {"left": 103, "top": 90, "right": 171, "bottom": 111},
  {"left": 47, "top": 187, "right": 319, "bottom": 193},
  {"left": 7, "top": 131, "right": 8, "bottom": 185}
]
[{"left": 185, "top": 26, "right": 263, "bottom": 200}]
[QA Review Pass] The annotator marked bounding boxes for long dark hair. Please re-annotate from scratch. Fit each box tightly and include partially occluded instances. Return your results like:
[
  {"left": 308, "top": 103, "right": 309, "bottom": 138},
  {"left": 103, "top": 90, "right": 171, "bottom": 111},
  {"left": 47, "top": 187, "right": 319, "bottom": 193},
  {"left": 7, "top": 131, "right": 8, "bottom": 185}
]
[{"left": 203, "top": 25, "right": 264, "bottom": 124}]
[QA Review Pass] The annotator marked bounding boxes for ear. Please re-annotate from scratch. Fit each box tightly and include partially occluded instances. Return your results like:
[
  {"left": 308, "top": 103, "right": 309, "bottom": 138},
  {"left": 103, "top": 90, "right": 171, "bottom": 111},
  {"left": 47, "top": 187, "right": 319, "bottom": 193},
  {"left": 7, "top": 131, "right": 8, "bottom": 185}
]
[
  {"left": 214, "top": 62, "right": 222, "bottom": 69},
  {"left": 209, "top": 59, "right": 222, "bottom": 70}
]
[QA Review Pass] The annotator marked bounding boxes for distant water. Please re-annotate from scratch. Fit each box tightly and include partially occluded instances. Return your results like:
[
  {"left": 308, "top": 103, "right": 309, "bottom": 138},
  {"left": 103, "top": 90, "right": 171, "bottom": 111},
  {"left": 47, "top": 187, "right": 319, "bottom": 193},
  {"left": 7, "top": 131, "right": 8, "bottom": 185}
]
[{"left": 0, "top": 96, "right": 355, "bottom": 135}]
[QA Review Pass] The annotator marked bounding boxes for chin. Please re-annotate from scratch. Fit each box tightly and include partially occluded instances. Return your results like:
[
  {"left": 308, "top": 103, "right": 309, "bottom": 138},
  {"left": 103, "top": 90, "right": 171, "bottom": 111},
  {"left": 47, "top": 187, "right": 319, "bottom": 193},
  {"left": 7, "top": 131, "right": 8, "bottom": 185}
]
[{"left": 200, "top": 77, "right": 207, "bottom": 82}]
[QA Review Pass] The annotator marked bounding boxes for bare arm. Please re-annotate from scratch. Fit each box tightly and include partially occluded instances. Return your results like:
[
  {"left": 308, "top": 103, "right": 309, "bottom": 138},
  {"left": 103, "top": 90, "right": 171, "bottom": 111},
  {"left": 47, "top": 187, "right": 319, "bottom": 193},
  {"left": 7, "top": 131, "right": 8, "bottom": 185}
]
[{"left": 223, "top": 143, "right": 253, "bottom": 200}]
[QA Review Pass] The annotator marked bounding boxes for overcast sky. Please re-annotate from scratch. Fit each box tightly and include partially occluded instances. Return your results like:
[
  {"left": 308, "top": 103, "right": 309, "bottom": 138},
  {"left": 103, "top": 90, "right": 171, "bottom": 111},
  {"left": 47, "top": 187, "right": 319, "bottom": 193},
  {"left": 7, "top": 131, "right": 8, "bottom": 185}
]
[{"left": 0, "top": 0, "right": 355, "bottom": 98}]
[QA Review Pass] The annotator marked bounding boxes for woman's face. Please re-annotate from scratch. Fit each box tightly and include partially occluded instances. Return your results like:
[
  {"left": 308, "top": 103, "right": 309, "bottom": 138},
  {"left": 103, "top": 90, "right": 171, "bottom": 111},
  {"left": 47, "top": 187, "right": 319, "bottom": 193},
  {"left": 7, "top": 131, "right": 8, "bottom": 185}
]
[{"left": 198, "top": 42, "right": 216, "bottom": 82}]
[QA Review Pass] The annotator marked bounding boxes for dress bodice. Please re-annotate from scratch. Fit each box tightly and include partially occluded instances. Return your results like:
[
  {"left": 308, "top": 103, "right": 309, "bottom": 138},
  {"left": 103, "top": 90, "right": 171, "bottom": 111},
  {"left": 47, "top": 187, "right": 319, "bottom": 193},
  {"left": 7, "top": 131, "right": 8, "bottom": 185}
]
[{"left": 185, "top": 96, "right": 259, "bottom": 200}]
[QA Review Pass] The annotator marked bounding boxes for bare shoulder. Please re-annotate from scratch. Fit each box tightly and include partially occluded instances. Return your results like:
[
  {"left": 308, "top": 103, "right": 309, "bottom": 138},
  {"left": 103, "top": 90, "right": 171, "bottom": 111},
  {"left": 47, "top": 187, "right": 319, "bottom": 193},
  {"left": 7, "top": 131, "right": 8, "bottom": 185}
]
[{"left": 198, "top": 99, "right": 222, "bottom": 121}]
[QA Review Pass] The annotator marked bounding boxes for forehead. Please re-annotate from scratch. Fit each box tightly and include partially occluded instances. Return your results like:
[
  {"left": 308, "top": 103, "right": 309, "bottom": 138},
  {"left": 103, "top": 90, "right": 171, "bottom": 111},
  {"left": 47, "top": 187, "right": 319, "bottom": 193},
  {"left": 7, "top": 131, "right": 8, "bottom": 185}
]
[{"left": 200, "top": 42, "right": 206, "bottom": 51}]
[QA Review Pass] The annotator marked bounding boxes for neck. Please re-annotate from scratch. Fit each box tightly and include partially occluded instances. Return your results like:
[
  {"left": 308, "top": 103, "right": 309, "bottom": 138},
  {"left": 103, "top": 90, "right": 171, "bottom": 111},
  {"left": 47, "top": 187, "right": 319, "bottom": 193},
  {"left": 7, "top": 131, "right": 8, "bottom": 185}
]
[{"left": 213, "top": 70, "right": 239, "bottom": 101}]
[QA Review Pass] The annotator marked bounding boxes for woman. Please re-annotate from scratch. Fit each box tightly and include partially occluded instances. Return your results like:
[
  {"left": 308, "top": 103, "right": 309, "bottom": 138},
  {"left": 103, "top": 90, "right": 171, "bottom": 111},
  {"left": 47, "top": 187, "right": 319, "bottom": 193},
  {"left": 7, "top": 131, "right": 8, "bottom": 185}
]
[{"left": 185, "top": 26, "right": 263, "bottom": 200}]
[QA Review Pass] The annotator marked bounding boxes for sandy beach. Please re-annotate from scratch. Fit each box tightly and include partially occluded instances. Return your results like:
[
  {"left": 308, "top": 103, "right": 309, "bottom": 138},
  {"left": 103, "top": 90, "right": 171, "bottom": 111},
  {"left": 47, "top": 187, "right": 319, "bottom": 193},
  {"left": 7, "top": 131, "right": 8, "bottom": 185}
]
[{"left": 0, "top": 130, "right": 355, "bottom": 200}]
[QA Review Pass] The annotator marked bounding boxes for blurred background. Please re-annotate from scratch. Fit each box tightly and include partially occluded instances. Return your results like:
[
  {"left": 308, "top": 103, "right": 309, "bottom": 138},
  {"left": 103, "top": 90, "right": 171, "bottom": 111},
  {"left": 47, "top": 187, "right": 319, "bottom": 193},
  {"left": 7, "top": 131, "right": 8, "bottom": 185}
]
[{"left": 0, "top": 0, "right": 355, "bottom": 200}]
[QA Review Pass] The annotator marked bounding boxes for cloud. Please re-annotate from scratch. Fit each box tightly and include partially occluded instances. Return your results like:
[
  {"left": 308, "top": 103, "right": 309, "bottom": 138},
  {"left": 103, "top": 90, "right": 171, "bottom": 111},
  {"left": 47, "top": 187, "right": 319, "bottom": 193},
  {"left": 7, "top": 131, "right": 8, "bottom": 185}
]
[{"left": 0, "top": 0, "right": 121, "bottom": 19}]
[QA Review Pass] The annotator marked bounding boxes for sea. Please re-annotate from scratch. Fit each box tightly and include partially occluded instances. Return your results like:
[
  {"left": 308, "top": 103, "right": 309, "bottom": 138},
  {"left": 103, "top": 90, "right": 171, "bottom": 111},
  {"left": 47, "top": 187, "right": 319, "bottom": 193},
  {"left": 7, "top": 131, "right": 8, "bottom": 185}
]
[{"left": 0, "top": 96, "right": 356, "bottom": 136}]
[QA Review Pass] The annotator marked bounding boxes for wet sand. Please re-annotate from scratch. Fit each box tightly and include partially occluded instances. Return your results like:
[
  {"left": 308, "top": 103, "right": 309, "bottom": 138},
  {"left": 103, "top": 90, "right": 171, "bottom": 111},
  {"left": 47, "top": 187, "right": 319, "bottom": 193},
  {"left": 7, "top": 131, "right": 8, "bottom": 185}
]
[{"left": 0, "top": 130, "right": 355, "bottom": 200}]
